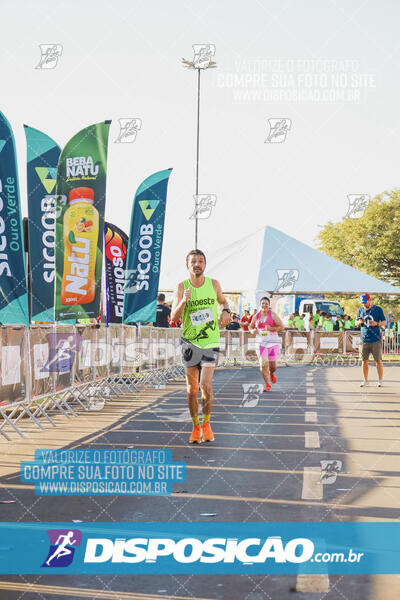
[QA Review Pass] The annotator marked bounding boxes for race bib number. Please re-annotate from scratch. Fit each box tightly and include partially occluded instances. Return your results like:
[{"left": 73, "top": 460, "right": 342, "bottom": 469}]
[{"left": 190, "top": 308, "right": 214, "bottom": 327}]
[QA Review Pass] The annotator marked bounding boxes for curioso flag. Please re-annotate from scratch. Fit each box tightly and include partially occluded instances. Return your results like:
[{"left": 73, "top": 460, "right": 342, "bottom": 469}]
[{"left": 104, "top": 222, "right": 128, "bottom": 323}]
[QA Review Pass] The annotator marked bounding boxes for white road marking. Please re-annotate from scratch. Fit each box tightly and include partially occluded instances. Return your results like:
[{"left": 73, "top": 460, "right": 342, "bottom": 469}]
[
  {"left": 296, "top": 574, "right": 330, "bottom": 593},
  {"left": 302, "top": 467, "right": 323, "bottom": 500},
  {"left": 305, "top": 431, "right": 320, "bottom": 448},
  {"left": 305, "top": 411, "right": 317, "bottom": 423}
]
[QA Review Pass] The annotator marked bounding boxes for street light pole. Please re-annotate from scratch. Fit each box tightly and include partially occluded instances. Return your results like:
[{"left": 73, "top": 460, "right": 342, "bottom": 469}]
[
  {"left": 195, "top": 67, "right": 201, "bottom": 249},
  {"left": 182, "top": 45, "right": 217, "bottom": 249}
]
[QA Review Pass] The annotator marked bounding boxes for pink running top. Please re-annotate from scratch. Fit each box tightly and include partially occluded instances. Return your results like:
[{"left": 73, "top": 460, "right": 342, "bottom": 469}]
[
  {"left": 255, "top": 310, "right": 279, "bottom": 343},
  {"left": 255, "top": 309, "right": 275, "bottom": 329}
]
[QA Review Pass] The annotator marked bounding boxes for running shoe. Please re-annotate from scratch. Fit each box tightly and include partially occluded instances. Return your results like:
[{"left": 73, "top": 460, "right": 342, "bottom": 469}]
[
  {"left": 270, "top": 374, "right": 277, "bottom": 384},
  {"left": 360, "top": 381, "right": 369, "bottom": 387},
  {"left": 377, "top": 381, "right": 383, "bottom": 387},
  {"left": 264, "top": 383, "right": 271, "bottom": 392},
  {"left": 202, "top": 422, "right": 215, "bottom": 442},
  {"left": 189, "top": 424, "right": 201, "bottom": 444}
]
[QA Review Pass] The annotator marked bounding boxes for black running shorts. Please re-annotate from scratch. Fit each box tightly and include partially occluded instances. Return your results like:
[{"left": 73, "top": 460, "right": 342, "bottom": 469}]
[{"left": 180, "top": 338, "right": 219, "bottom": 368}]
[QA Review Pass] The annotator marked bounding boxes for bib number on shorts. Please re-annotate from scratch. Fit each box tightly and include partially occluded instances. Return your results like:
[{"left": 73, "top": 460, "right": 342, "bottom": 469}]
[{"left": 190, "top": 308, "right": 214, "bottom": 327}]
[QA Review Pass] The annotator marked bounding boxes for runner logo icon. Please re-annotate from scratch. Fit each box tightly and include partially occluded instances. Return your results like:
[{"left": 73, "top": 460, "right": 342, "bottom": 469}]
[
  {"left": 265, "top": 118, "right": 291, "bottom": 143},
  {"left": 345, "top": 194, "right": 370, "bottom": 219},
  {"left": 115, "top": 118, "right": 142, "bottom": 143},
  {"left": 42, "top": 529, "right": 82, "bottom": 567},
  {"left": 35, "top": 44, "right": 63, "bottom": 69},
  {"left": 275, "top": 269, "right": 299, "bottom": 292}
]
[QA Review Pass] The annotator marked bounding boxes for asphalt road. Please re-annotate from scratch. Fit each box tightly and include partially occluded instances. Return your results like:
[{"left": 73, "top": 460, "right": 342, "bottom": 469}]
[{"left": 0, "top": 362, "right": 399, "bottom": 600}]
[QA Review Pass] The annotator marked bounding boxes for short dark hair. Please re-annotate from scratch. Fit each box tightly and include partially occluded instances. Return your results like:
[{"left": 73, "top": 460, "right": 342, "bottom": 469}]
[
  {"left": 158, "top": 293, "right": 165, "bottom": 302},
  {"left": 186, "top": 249, "right": 206, "bottom": 265},
  {"left": 260, "top": 296, "right": 270, "bottom": 304}
]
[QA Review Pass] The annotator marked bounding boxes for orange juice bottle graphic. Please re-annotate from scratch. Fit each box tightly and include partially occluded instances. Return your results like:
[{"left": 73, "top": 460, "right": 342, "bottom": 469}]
[{"left": 61, "top": 187, "right": 99, "bottom": 305}]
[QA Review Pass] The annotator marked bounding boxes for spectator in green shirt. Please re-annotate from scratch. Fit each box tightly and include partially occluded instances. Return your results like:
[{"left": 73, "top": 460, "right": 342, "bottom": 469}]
[
  {"left": 293, "top": 312, "right": 301, "bottom": 328},
  {"left": 307, "top": 312, "right": 316, "bottom": 331},
  {"left": 287, "top": 313, "right": 295, "bottom": 329},
  {"left": 296, "top": 314, "right": 305, "bottom": 331},
  {"left": 334, "top": 316, "right": 344, "bottom": 331},
  {"left": 323, "top": 314, "right": 334, "bottom": 332}
]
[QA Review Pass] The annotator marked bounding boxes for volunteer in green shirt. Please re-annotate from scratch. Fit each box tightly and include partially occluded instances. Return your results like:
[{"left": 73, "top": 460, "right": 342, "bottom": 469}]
[
  {"left": 293, "top": 313, "right": 301, "bottom": 329},
  {"left": 336, "top": 317, "right": 344, "bottom": 331},
  {"left": 296, "top": 315, "right": 305, "bottom": 331},
  {"left": 323, "top": 315, "right": 334, "bottom": 331},
  {"left": 344, "top": 316, "right": 352, "bottom": 330},
  {"left": 171, "top": 249, "right": 231, "bottom": 445}
]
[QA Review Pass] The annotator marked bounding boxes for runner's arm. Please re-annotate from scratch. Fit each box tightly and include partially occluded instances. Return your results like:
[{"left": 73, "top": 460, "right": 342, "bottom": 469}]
[
  {"left": 212, "top": 279, "right": 231, "bottom": 328},
  {"left": 171, "top": 282, "right": 187, "bottom": 322},
  {"left": 249, "top": 315, "right": 257, "bottom": 334},
  {"left": 268, "top": 311, "right": 285, "bottom": 332}
]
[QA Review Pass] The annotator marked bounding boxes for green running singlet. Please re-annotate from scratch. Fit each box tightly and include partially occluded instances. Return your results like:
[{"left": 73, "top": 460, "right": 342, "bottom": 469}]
[{"left": 182, "top": 277, "right": 220, "bottom": 349}]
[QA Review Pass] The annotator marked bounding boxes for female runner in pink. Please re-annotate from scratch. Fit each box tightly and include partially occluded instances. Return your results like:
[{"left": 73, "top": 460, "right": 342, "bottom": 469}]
[{"left": 249, "top": 296, "right": 285, "bottom": 391}]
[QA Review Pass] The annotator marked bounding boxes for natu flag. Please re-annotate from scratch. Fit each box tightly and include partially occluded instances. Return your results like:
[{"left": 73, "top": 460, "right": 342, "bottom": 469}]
[{"left": 54, "top": 121, "right": 111, "bottom": 321}]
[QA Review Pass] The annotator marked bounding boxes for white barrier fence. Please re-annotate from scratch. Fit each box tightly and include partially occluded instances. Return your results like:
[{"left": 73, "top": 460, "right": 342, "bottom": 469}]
[
  {"left": 0, "top": 324, "right": 184, "bottom": 440},
  {"left": 0, "top": 325, "right": 397, "bottom": 440}
]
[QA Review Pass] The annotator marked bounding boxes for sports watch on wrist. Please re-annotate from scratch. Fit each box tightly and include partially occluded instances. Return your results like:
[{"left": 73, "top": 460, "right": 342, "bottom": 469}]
[{"left": 222, "top": 308, "right": 231, "bottom": 314}]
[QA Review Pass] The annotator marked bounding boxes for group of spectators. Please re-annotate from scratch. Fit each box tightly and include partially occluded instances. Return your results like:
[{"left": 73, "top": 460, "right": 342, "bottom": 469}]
[
  {"left": 384, "top": 312, "right": 400, "bottom": 335},
  {"left": 287, "top": 310, "right": 357, "bottom": 332},
  {"left": 154, "top": 294, "right": 400, "bottom": 335},
  {"left": 224, "top": 309, "right": 361, "bottom": 333},
  {"left": 153, "top": 297, "right": 257, "bottom": 330}
]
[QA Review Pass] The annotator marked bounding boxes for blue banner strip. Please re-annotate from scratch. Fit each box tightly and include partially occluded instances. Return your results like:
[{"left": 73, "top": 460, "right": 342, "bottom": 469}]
[{"left": 0, "top": 522, "right": 400, "bottom": 574}]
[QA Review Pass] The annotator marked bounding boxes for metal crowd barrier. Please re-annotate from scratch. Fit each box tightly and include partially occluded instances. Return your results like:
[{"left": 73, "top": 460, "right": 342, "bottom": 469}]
[
  {"left": 0, "top": 325, "right": 396, "bottom": 440},
  {"left": 0, "top": 324, "right": 185, "bottom": 441}
]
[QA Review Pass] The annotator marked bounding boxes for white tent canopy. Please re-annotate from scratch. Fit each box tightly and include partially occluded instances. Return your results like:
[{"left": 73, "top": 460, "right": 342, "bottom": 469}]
[{"left": 160, "top": 226, "right": 400, "bottom": 302}]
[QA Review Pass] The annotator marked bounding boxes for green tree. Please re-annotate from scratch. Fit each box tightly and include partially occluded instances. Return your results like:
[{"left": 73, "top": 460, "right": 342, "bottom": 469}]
[{"left": 317, "top": 190, "right": 400, "bottom": 317}]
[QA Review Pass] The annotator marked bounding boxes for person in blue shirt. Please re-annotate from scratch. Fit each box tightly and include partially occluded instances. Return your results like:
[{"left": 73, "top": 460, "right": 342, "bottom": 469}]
[{"left": 356, "top": 293, "right": 386, "bottom": 387}]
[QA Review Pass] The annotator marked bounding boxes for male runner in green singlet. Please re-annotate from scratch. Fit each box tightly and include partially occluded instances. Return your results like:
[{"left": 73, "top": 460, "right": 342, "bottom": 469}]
[{"left": 171, "top": 250, "right": 231, "bottom": 443}]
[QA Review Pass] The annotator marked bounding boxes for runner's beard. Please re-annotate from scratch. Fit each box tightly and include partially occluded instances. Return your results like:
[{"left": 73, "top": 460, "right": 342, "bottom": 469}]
[{"left": 192, "top": 268, "right": 204, "bottom": 278}]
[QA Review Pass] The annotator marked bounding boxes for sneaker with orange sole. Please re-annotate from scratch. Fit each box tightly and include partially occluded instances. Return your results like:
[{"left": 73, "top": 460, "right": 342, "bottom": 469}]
[
  {"left": 264, "top": 383, "right": 271, "bottom": 392},
  {"left": 189, "top": 424, "right": 201, "bottom": 444},
  {"left": 270, "top": 373, "right": 277, "bottom": 383},
  {"left": 202, "top": 421, "right": 215, "bottom": 442}
]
